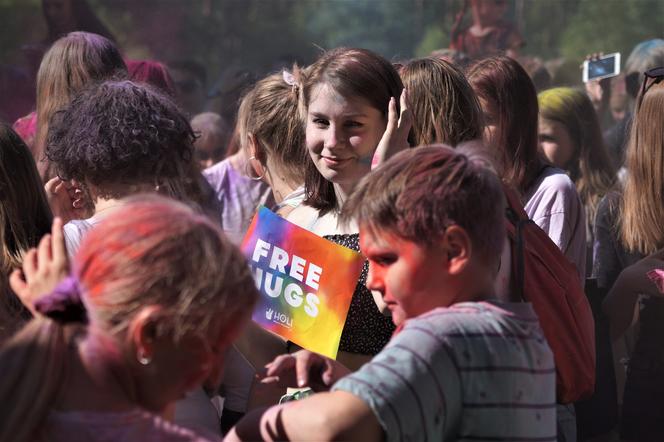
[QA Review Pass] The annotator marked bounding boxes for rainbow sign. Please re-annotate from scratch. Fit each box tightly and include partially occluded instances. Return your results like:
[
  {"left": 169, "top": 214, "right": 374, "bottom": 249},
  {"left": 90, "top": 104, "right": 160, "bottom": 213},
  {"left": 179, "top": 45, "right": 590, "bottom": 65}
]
[{"left": 241, "top": 207, "right": 364, "bottom": 358}]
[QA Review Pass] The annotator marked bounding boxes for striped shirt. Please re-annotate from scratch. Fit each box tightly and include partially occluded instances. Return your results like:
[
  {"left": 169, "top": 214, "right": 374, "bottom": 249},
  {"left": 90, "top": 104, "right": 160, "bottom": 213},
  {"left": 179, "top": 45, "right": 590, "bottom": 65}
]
[{"left": 333, "top": 301, "right": 555, "bottom": 442}]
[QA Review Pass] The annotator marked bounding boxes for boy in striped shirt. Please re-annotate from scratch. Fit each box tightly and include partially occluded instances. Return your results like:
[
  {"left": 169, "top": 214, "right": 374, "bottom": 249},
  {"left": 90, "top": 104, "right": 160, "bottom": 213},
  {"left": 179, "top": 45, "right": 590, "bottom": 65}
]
[{"left": 228, "top": 146, "right": 555, "bottom": 441}]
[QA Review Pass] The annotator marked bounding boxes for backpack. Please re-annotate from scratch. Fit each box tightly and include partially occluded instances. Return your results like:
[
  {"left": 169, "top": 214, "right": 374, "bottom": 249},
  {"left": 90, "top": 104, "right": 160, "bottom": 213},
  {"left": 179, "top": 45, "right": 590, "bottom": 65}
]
[{"left": 503, "top": 185, "right": 595, "bottom": 404}]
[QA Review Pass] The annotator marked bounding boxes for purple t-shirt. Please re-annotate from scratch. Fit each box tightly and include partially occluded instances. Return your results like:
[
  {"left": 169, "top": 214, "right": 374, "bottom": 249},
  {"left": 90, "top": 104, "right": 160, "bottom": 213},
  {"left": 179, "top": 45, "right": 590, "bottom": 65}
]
[
  {"left": 524, "top": 166, "right": 586, "bottom": 281},
  {"left": 42, "top": 408, "right": 219, "bottom": 442},
  {"left": 203, "top": 159, "right": 274, "bottom": 244}
]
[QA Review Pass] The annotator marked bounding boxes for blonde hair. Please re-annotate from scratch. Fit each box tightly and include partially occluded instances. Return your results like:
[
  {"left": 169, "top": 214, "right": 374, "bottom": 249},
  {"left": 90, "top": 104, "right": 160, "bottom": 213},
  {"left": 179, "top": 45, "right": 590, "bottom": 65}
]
[
  {"left": 237, "top": 70, "right": 307, "bottom": 187},
  {"left": 621, "top": 82, "right": 664, "bottom": 254},
  {"left": 399, "top": 57, "right": 483, "bottom": 147},
  {"left": 538, "top": 87, "right": 616, "bottom": 226},
  {"left": 34, "top": 31, "right": 126, "bottom": 180},
  {"left": 0, "top": 196, "right": 258, "bottom": 440}
]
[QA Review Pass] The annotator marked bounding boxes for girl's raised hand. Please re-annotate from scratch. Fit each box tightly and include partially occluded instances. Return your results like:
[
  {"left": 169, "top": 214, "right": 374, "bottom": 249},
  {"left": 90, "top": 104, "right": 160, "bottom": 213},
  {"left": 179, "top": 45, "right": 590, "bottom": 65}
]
[
  {"left": 9, "top": 217, "right": 70, "bottom": 316},
  {"left": 45, "top": 177, "right": 91, "bottom": 224},
  {"left": 372, "top": 88, "right": 412, "bottom": 169}
]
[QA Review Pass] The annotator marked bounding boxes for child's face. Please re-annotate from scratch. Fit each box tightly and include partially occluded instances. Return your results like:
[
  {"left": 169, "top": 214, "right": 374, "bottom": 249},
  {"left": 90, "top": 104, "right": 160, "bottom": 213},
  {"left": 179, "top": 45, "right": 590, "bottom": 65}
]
[
  {"left": 360, "top": 227, "right": 452, "bottom": 326},
  {"left": 305, "top": 83, "right": 386, "bottom": 191},
  {"left": 538, "top": 117, "right": 576, "bottom": 169}
]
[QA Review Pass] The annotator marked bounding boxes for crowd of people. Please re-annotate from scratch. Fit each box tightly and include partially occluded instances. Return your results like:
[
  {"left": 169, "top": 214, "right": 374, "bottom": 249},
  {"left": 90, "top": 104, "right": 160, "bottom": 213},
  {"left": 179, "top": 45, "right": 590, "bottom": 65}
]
[{"left": 1, "top": 1, "right": 664, "bottom": 441}]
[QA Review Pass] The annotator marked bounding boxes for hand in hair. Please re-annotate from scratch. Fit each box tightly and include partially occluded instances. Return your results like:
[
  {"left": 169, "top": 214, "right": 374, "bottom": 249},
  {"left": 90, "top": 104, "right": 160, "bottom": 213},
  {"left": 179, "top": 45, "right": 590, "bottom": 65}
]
[
  {"left": 261, "top": 349, "right": 351, "bottom": 392},
  {"left": 372, "top": 88, "right": 412, "bottom": 169},
  {"left": 603, "top": 248, "right": 664, "bottom": 340},
  {"left": 9, "top": 217, "right": 69, "bottom": 316},
  {"left": 45, "top": 177, "right": 92, "bottom": 224}
]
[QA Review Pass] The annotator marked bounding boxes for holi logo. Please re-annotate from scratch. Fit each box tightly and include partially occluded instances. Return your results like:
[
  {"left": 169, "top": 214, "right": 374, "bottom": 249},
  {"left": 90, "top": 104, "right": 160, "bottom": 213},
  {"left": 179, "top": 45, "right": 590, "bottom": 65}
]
[
  {"left": 265, "top": 308, "right": 293, "bottom": 329},
  {"left": 241, "top": 207, "right": 364, "bottom": 359}
]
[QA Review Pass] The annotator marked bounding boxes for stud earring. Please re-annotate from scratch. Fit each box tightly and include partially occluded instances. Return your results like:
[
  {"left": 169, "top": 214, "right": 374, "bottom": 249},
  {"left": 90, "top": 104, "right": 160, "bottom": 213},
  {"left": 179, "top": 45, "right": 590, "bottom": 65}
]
[{"left": 137, "top": 349, "right": 151, "bottom": 366}]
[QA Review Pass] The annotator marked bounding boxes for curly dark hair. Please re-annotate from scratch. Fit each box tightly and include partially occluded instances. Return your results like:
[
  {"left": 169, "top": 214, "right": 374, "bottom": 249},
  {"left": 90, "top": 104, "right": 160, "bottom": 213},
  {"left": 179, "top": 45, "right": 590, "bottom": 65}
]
[{"left": 45, "top": 80, "right": 195, "bottom": 194}]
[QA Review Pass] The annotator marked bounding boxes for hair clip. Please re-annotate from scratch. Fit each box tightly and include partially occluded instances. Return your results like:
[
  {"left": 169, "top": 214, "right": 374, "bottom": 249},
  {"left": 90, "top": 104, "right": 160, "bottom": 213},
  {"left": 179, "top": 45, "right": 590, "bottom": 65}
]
[{"left": 282, "top": 69, "right": 297, "bottom": 88}]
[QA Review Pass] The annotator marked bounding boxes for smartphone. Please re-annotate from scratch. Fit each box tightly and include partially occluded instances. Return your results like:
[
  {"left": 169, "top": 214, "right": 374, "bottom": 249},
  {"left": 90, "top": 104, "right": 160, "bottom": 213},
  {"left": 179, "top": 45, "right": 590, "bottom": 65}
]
[{"left": 582, "top": 53, "right": 621, "bottom": 83}]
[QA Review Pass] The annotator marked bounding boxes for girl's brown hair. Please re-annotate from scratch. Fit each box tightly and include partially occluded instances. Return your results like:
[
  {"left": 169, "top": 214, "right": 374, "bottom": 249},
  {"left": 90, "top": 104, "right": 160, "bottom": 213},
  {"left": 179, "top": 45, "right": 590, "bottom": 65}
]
[
  {"left": 0, "top": 123, "right": 52, "bottom": 341},
  {"left": 400, "top": 57, "right": 483, "bottom": 146},
  {"left": 621, "top": 82, "right": 664, "bottom": 254},
  {"left": 237, "top": 70, "right": 307, "bottom": 187},
  {"left": 300, "top": 48, "right": 404, "bottom": 214},
  {"left": 34, "top": 31, "right": 127, "bottom": 180},
  {"left": 467, "top": 56, "right": 540, "bottom": 193}
]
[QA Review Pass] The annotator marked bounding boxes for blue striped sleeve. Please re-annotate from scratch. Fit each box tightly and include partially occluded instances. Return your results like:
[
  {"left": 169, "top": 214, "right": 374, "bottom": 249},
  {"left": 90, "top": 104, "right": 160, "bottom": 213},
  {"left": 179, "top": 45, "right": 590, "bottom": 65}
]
[{"left": 332, "top": 325, "right": 462, "bottom": 442}]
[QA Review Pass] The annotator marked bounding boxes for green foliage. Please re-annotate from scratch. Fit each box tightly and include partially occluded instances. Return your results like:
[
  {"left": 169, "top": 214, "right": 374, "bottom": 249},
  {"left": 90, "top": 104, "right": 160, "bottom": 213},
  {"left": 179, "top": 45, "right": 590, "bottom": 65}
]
[
  {"left": 560, "top": 0, "right": 664, "bottom": 61},
  {"left": 415, "top": 26, "right": 448, "bottom": 57},
  {"left": 520, "top": 0, "right": 581, "bottom": 60},
  {"left": 0, "top": 0, "right": 661, "bottom": 83}
]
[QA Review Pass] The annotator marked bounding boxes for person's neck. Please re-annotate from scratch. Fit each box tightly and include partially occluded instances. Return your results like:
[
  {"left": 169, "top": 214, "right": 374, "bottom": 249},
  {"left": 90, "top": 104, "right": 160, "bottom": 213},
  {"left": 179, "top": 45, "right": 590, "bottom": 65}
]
[
  {"left": 93, "top": 197, "right": 125, "bottom": 218},
  {"left": 333, "top": 181, "right": 355, "bottom": 209},
  {"left": 453, "top": 263, "right": 497, "bottom": 305},
  {"left": 269, "top": 177, "right": 300, "bottom": 204},
  {"left": 263, "top": 160, "right": 299, "bottom": 204},
  {"left": 229, "top": 150, "right": 249, "bottom": 175},
  {"left": 56, "top": 330, "right": 141, "bottom": 413}
]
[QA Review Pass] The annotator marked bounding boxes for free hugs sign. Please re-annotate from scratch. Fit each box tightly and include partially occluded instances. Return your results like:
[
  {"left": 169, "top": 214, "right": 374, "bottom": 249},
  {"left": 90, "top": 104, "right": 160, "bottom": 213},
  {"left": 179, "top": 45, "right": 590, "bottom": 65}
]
[{"left": 241, "top": 207, "right": 363, "bottom": 358}]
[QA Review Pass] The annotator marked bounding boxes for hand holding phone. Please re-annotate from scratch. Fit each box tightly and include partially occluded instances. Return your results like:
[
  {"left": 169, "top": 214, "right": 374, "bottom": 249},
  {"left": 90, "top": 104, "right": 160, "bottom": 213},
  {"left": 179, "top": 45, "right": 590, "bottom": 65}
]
[{"left": 583, "top": 52, "right": 621, "bottom": 83}]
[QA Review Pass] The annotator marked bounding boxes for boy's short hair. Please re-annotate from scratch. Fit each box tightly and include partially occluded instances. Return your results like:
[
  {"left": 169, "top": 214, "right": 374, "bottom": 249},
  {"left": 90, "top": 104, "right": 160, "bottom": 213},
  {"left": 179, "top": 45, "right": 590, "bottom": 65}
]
[{"left": 343, "top": 145, "right": 505, "bottom": 267}]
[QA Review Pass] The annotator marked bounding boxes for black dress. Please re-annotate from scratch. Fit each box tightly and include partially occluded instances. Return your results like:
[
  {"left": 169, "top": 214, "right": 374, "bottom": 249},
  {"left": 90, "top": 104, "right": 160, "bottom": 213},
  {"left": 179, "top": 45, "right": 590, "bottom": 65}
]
[{"left": 324, "top": 233, "right": 395, "bottom": 355}]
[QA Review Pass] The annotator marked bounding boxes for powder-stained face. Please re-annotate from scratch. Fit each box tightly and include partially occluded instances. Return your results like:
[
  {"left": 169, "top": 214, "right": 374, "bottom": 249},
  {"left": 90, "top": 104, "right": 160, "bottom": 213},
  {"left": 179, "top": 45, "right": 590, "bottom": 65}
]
[
  {"left": 360, "top": 228, "right": 453, "bottom": 327},
  {"left": 538, "top": 118, "right": 576, "bottom": 169},
  {"left": 305, "top": 83, "right": 386, "bottom": 193}
]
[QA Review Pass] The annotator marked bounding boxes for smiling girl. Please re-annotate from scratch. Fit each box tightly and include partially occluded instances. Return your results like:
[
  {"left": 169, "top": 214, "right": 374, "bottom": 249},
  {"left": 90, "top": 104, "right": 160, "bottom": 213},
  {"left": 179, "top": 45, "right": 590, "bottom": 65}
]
[{"left": 286, "top": 48, "right": 410, "bottom": 367}]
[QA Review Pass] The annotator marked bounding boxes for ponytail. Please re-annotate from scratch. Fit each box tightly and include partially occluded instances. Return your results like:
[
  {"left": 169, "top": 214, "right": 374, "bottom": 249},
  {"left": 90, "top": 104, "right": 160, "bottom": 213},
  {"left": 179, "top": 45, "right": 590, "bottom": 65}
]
[{"left": 0, "top": 318, "right": 69, "bottom": 442}]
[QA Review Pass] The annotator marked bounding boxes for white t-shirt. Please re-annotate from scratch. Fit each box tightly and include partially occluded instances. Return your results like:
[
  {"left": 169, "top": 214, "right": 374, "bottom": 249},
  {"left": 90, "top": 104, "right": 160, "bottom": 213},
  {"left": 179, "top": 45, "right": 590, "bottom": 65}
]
[{"left": 63, "top": 217, "right": 100, "bottom": 257}]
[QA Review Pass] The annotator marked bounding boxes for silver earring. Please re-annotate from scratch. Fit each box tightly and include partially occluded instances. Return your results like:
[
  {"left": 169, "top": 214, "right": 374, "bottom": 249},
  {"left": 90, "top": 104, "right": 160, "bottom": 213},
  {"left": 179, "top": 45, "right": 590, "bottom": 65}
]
[
  {"left": 246, "top": 156, "right": 265, "bottom": 181},
  {"left": 137, "top": 349, "right": 151, "bottom": 366}
]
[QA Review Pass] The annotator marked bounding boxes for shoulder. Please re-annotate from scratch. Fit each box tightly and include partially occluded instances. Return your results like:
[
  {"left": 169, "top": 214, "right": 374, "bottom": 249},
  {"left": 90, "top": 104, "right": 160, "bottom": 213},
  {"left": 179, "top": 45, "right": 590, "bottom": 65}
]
[
  {"left": 399, "top": 302, "right": 549, "bottom": 355},
  {"left": 285, "top": 205, "right": 354, "bottom": 236},
  {"left": 525, "top": 167, "right": 582, "bottom": 214},
  {"left": 597, "top": 190, "right": 621, "bottom": 215},
  {"left": 63, "top": 219, "right": 95, "bottom": 255},
  {"left": 45, "top": 409, "right": 217, "bottom": 442},
  {"left": 202, "top": 159, "right": 232, "bottom": 188},
  {"left": 285, "top": 204, "right": 320, "bottom": 230},
  {"left": 533, "top": 167, "right": 578, "bottom": 195},
  {"left": 403, "top": 302, "right": 531, "bottom": 338}
]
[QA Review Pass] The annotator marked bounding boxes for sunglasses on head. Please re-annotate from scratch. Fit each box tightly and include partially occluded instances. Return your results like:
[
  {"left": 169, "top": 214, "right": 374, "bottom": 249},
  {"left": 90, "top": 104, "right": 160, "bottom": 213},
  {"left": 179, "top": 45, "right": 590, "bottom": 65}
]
[{"left": 637, "top": 66, "right": 664, "bottom": 111}]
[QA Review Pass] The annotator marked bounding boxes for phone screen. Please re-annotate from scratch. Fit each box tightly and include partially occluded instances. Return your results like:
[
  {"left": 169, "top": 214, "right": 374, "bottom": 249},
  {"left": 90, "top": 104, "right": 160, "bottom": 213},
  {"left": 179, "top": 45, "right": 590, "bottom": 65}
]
[
  {"left": 588, "top": 57, "right": 616, "bottom": 80},
  {"left": 584, "top": 54, "right": 620, "bottom": 82}
]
